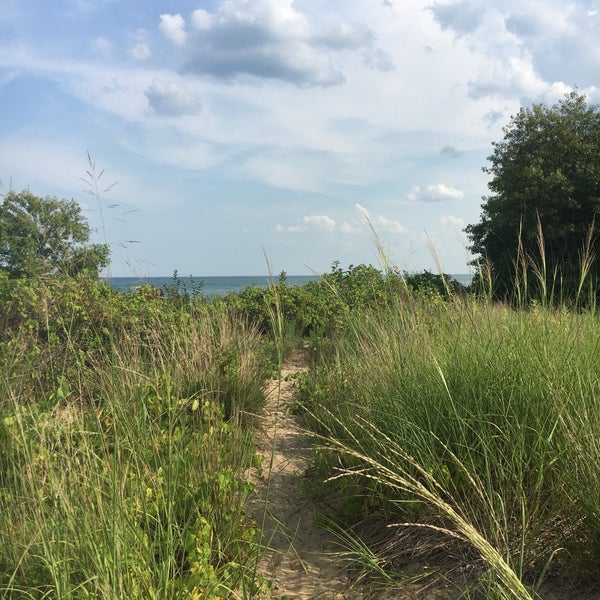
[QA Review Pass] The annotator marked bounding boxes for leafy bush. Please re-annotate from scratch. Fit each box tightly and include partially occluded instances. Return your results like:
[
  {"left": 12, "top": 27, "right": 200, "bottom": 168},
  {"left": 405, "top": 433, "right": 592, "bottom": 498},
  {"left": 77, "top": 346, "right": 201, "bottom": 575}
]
[{"left": 0, "top": 275, "right": 268, "bottom": 597}]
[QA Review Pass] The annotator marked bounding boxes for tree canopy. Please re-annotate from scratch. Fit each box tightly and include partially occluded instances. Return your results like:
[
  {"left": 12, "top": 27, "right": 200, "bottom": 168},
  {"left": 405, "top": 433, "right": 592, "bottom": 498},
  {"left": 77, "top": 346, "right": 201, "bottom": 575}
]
[
  {"left": 0, "top": 190, "right": 110, "bottom": 278},
  {"left": 466, "top": 91, "right": 600, "bottom": 300}
]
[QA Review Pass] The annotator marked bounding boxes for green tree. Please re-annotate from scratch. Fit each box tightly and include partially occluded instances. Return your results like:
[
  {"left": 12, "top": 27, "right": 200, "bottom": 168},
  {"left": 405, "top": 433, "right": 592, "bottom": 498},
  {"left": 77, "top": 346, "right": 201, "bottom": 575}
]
[
  {"left": 466, "top": 91, "right": 600, "bottom": 300},
  {"left": 0, "top": 190, "right": 110, "bottom": 278}
]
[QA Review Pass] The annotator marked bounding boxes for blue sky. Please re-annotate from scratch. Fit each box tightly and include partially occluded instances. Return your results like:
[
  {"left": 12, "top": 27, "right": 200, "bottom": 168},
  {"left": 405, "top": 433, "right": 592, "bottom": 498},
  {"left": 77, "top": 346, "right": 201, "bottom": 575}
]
[{"left": 1, "top": 0, "right": 598, "bottom": 276}]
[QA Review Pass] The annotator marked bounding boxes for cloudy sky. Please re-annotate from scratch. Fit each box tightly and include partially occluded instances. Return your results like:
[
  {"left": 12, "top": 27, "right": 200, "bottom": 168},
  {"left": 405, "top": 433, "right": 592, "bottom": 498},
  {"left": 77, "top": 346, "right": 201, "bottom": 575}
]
[{"left": 1, "top": 0, "right": 598, "bottom": 276}]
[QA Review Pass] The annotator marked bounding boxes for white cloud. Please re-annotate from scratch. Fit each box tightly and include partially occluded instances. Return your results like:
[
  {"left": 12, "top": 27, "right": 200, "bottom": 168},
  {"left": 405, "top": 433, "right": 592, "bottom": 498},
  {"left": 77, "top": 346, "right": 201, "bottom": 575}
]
[
  {"left": 340, "top": 221, "right": 362, "bottom": 234},
  {"left": 428, "top": 183, "right": 465, "bottom": 200},
  {"left": 375, "top": 214, "right": 407, "bottom": 234},
  {"left": 159, "top": 1, "right": 391, "bottom": 87},
  {"left": 159, "top": 13, "right": 187, "bottom": 46},
  {"left": 429, "top": 1, "right": 600, "bottom": 101},
  {"left": 469, "top": 55, "right": 548, "bottom": 100},
  {"left": 442, "top": 215, "right": 465, "bottom": 226},
  {"left": 191, "top": 9, "right": 214, "bottom": 30},
  {"left": 354, "top": 203, "right": 406, "bottom": 234},
  {"left": 129, "top": 43, "right": 151, "bottom": 60},
  {"left": 275, "top": 214, "right": 336, "bottom": 233},
  {"left": 91, "top": 36, "right": 113, "bottom": 55},
  {"left": 406, "top": 183, "right": 465, "bottom": 202},
  {"left": 144, "top": 79, "right": 202, "bottom": 116},
  {"left": 128, "top": 28, "right": 151, "bottom": 60},
  {"left": 303, "top": 215, "right": 336, "bottom": 231},
  {"left": 276, "top": 223, "right": 307, "bottom": 233},
  {"left": 5, "top": 0, "right": 600, "bottom": 278},
  {"left": 63, "top": 65, "right": 155, "bottom": 121}
]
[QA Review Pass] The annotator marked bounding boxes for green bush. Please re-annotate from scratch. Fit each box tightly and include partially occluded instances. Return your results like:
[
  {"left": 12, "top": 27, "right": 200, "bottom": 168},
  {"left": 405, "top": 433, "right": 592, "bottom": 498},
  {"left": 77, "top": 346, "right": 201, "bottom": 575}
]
[{"left": 0, "top": 275, "right": 268, "bottom": 598}]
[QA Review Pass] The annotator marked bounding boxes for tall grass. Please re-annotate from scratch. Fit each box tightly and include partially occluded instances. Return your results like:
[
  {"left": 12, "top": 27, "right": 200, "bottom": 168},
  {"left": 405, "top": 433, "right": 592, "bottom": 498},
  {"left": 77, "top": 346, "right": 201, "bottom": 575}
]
[
  {"left": 296, "top": 293, "right": 600, "bottom": 597},
  {"left": 0, "top": 280, "right": 268, "bottom": 598}
]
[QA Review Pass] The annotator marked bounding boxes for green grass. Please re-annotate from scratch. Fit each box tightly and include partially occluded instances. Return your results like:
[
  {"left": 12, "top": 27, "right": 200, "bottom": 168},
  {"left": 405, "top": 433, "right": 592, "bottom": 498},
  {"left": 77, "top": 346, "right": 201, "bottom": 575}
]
[
  {"left": 295, "top": 297, "right": 600, "bottom": 597},
  {"left": 3, "top": 263, "right": 600, "bottom": 599},
  {"left": 0, "top": 279, "right": 268, "bottom": 599}
]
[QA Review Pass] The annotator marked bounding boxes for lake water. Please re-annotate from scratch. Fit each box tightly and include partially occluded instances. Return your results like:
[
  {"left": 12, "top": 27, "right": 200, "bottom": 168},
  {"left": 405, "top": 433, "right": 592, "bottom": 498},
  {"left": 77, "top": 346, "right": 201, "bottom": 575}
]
[
  {"left": 106, "top": 273, "right": 472, "bottom": 298},
  {"left": 105, "top": 275, "right": 319, "bottom": 298}
]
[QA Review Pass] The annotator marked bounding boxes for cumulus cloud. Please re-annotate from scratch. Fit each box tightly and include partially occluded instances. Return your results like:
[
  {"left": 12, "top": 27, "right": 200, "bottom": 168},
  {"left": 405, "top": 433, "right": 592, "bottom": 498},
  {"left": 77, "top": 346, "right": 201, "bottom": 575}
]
[
  {"left": 376, "top": 214, "right": 407, "bottom": 233},
  {"left": 428, "top": 1, "right": 483, "bottom": 34},
  {"left": 340, "top": 221, "right": 362, "bottom": 234},
  {"left": 129, "top": 43, "right": 150, "bottom": 60},
  {"left": 159, "top": 0, "right": 392, "bottom": 87},
  {"left": 503, "top": 4, "right": 600, "bottom": 88},
  {"left": 407, "top": 184, "right": 465, "bottom": 202},
  {"left": 276, "top": 214, "right": 336, "bottom": 233},
  {"left": 276, "top": 207, "right": 404, "bottom": 236},
  {"left": 428, "top": 183, "right": 464, "bottom": 200},
  {"left": 144, "top": 80, "right": 202, "bottom": 116},
  {"left": 303, "top": 215, "right": 336, "bottom": 231},
  {"left": 429, "top": 1, "right": 600, "bottom": 100},
  {"left": 442, "top": 215, "right": 465, "bottom": 226},
  {"left": 159, "top": 13, "right": 187, "bottom": 46},
  {"left": 355, "top": 203, "right": 406, "bottom": 233},
  {"left": 468, "top": 55, "right": 548, "bottom": 100},
  {"left": 128, "top": 28, "right": 151, "bottom": 60},
  {"left": 287, "top": 224, "right": 308, "bottom": 232},
  {"left": 91, "top": 36, "right": 113, "bottom": 55}
]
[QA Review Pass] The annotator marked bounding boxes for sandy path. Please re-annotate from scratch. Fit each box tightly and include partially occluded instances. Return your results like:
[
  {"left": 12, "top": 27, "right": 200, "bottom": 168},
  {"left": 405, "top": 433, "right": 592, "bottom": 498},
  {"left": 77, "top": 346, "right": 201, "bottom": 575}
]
[
  {"left": 248, "top": 359, "right": 600, "bottom": 600},
  {"left": 250, "top": 357, "right": 361, "bottom": 599}
]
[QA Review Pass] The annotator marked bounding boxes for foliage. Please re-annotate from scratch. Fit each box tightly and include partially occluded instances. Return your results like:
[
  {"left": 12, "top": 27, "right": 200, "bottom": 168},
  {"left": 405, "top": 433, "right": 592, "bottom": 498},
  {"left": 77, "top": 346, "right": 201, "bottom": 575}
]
[
  {"left": 295, "top": 298, "right": 600, "bottom": 595},
  {"left": 0, "top": 275, "right": 268, "bottom": 597},
  {"left": 402, "top": 269, "right": 466, "bottom": 298},
  {"left": 219, "top": 263, "right": 464, "bottom": 348},
  {"left": 0, "top": 190, "right": 110, "bottom": 278},
  {"left": 160, "top": 270, "right": 205, "bottom": 306},
  {"left": 466, "top": 91, "right": 600, "bottom": 301}
]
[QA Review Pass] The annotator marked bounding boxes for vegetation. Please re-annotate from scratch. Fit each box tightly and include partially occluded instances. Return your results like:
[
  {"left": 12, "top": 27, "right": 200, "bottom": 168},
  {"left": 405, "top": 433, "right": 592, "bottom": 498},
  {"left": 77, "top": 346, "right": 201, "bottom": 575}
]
[
  {"left": 5, "top": 96, "right": 600, "bottom": 596},
  {"left": 218, "top": 263, "right": 460, "bottom": 342},
  {"left": 0, "top": 275, "right": 269, "bottom": 598},
  {"left": 0, "top": 190, "right": 110, "bottom": 278},
  {"left": 295, "top": 295, "right": 600, "bottom": 598},
  {"left": 3, "top": 241, "right": 600, "bottom": 598},
  {"left": 466, "top": 91, "right": 600, "bottom": 301}
]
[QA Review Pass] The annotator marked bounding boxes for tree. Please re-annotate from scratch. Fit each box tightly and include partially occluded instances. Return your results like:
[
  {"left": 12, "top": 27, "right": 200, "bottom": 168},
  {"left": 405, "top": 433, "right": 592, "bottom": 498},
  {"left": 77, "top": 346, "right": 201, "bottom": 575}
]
[
  {"left": 466, "top": 91, "right": 600, "bottom": 300},
  {"left": 0, "top": 190, "right": 110, "bottom": 278}
]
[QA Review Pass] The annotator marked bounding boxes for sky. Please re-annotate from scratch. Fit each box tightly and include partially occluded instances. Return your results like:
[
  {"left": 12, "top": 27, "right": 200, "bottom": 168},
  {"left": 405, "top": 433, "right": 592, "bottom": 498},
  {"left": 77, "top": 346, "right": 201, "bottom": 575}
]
[{"left": 1, "top": 0, "right": 598, "bottom": 277}]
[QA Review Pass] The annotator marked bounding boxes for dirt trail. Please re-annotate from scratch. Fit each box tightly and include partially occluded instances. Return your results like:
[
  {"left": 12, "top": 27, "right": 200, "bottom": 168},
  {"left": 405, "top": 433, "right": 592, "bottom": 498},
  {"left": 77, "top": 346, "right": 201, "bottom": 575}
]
[{"left": 250, "top": 357, "right": 361, "bottom": 599}]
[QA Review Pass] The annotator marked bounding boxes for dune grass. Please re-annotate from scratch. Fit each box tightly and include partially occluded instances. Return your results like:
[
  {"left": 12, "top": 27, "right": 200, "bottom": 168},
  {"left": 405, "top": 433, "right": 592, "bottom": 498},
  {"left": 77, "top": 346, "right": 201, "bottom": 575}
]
[
  {"left": 0, "top": 279, "right": 268, "bottom": 599},
  {"left": 295, "top": 294, "right": 600, "bottom": 597},
  {"left": 2, "top": 257, "right": 600, "bottom": 599}
]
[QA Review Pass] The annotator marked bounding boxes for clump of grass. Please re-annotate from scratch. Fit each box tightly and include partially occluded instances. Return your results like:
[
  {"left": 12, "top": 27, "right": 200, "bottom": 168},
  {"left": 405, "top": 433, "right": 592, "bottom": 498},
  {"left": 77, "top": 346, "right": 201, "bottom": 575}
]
[
  {"left": 296, "top": 293, "right": 600, "bottom": 597},
  {"left": 0, "top": 282, "right": 268, "bottom": 598}
]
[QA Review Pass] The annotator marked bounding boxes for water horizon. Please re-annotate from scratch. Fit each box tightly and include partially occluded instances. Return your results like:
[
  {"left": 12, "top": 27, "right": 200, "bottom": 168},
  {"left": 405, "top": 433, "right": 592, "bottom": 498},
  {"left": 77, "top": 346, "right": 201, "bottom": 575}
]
[
  {"left": 104, "top": 273, "right": 473, "bottom": 298},
  {"left": 105, "top": 274, "right": 319, "bottom": 297}
]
